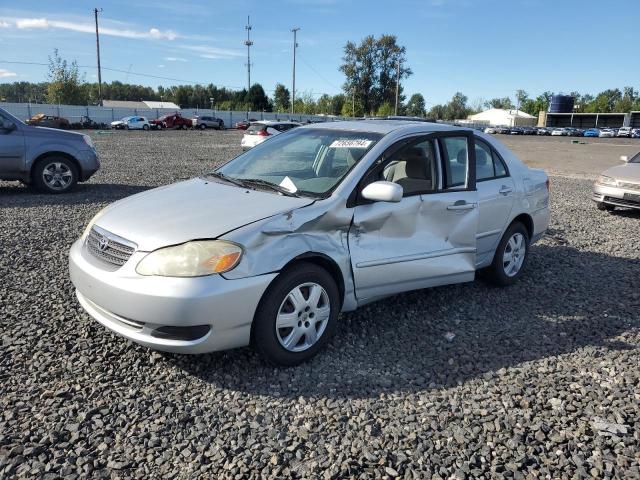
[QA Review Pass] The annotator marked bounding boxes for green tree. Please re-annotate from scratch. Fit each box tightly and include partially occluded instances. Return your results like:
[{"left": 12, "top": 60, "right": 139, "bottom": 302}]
[
  {"left": 246, "top": 84, "right": 271, "bottom": 111},
  {"left": 273, "top": 83, "right": 291, "bottom": 112},
  {"left": 330, "top": 94, "right": 346, "bottom": 116},
  {"left": 340, "top": 34, "right": 411, "bottom": 115},
  {"left": 427, "top": 104, "right": 447, "bottom": 120},
  {"left": 405, "top": 93, "right": 426, "bottom": 117},
  {"left": 515, "top": 89, "right": 528, "bottom": 108},
  {"left": 485, "top": 97, "right": 514, "bottom": 110},
  {"left": 45, "top": 49, "right": 85, "bottom": 105},
  {"left": 446, "top": 92, "right": 470, "bottom": 120},
  {"left": 376, "top": 102, "right": 394, "bottom": 116}
]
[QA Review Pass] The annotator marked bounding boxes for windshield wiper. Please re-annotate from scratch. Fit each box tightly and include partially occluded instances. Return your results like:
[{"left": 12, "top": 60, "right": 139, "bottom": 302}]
[
  {"left": 240, "top": 178, "right": 300, "bottom": 197},
  {"left": 205, "top": 172, "right": 247, "bottom": 188}
]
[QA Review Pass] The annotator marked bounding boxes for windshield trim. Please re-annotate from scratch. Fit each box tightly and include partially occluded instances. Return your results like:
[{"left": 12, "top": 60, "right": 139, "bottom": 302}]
[{"left": 212, "top": 127, "right": 385, "bottom": 199}]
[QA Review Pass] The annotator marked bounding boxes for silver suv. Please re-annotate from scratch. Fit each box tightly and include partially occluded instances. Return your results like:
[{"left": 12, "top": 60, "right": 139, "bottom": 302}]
[
  {"left": 192, "top": 115, "right": 224, "bottom": 130},
  {"left": 0, "top": 107, "right": 100, "bottom": 193}
]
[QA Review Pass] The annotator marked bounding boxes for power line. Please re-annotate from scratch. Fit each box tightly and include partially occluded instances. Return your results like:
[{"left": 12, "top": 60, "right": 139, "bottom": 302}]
[{"left": 296, "top": 53, "right": 342, "bottom": 93}]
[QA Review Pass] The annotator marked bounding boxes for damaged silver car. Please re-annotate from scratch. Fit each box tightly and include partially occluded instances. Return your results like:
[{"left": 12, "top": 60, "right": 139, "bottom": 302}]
[{"left": 69, "top": 120, "right": 550, "bottom": 366}]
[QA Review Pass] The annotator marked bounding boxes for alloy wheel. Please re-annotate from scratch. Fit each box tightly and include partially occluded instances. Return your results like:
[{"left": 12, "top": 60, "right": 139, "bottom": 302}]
[{"left": 42, "top": 162, "right": 73, "bottom": 191}]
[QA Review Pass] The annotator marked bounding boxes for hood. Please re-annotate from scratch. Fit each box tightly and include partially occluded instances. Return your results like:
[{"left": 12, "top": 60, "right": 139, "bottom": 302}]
[
  {"left": 26, "top": 125, "right": 86, "bottom": 140},
  {"left": 602, "top": 163, "right": 640, "bottom": 183},
  {"left": 94, "top": 178, "right": 315, "bottom": 251}
]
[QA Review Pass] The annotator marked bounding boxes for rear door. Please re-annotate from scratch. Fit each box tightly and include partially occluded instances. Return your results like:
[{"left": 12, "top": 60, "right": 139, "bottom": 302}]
[
  {"left": 348, "top": 131, "right": 479, "bottom": 300},
  {"left": 474, "top": 138, "right": 515, "bottom": 263}
]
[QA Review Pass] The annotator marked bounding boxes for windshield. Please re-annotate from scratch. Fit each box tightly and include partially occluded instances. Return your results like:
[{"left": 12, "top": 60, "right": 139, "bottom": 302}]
[{"left": 216, "top": 127, "right": 382, "bottom": 196}]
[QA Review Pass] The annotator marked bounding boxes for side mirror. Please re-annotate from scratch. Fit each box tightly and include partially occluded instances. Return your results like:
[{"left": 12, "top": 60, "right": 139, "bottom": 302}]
[
  {"left": 1, "top": 120, "right": 16, "bottom": 132},
  {"left": 361, "top": 181, "right": 403, "bottom": 203},
  {"left": 620, "top": 155, "right": 629, "bottom": 163}
]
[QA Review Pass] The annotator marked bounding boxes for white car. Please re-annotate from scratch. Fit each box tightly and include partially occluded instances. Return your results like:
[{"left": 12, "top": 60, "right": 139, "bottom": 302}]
[
  {"left": 110, "top": 116, "right": 151, "bottom": 131},
  {"left": 550, "top": 128, "right": 567, "bottom": 136},
  {"left": 616, "top": 127, "right": 632, "bottom": 138},
  {"left": 240, "top": 121, "right": 300, "bottom": 150},
  {"left": 484, "top": 126, "right": 497, "bottom": 134},
  {"left": 599, "top": 129, "right": 615, "bottom": 138}
]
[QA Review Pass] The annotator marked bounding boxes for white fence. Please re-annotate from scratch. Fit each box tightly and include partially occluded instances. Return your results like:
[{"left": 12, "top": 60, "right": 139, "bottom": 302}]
[{"left": 0, "top": 102, "right": 347, "bottom": 127}]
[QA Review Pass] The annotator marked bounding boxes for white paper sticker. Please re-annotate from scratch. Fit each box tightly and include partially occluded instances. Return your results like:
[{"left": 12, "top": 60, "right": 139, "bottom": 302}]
[
  {"left": 279, "top": 176, "right": 298, "bottom": 193},
  {"left": 329, "top": 139, "right": 373, "bottom": 149}
]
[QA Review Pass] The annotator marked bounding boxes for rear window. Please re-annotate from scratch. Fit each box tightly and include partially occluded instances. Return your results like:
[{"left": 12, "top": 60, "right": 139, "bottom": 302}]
[{"left": 247, "top": 124, "right": 267, "bottom": 132}]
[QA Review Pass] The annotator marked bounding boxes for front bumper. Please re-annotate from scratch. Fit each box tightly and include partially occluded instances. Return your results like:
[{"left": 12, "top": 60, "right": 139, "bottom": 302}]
[
  {"left": 69, "top": 238, "right": 276, "bottom": 353},
  {"left": 77, "top": 149, "right": 100, "bottom": 181},
  {"left": 592, "top": 183, "right": 640, "bottom": 210}
]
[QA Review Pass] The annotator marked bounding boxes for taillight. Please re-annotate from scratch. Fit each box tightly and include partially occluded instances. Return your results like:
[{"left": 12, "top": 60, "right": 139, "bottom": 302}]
[{"left": 257, "top": 130, "right": 269, "bottom": 137}]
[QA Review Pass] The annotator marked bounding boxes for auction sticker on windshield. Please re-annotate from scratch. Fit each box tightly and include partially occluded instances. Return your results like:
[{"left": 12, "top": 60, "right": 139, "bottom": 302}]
[{"left": 329, "top": 139, "right": 373, "bottom": 149}]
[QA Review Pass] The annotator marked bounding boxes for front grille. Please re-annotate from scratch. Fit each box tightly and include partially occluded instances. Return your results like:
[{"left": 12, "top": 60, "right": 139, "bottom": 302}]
[
  {"left": 617, "top": 181, "right": 640, "bottom": 192},
  {"left": 86, "top": 226, "right": 136, "bottom": 267}
]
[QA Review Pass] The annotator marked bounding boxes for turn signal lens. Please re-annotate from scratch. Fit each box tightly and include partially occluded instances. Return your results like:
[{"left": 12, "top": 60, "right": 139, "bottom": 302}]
[{"left": 136, "top": 241, "right": 243, "bottom": 277}]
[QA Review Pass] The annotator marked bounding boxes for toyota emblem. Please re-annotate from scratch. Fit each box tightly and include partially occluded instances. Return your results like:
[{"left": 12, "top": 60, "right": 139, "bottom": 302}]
[{"left": 98, "top": 236, "right": 109, "bottom": 252}]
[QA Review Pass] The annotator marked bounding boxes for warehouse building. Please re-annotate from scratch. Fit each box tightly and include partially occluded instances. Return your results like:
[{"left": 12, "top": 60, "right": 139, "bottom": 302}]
[
  {"left": 467, "top": 108, "right": 536, "bottom": 127},
  {"left": 539, "top": 111, "right": 640, "bottom": 128}
]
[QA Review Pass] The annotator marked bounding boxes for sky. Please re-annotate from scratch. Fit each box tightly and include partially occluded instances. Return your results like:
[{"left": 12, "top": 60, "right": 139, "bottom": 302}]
[{"left": 0, "top": 0, "right": 638, "bottom": 105}]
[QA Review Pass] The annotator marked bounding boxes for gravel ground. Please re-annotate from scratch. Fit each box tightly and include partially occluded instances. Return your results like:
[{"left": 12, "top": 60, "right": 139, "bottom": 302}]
[{"left": 1, "top": 130, "right": 639, "bottom": 479}]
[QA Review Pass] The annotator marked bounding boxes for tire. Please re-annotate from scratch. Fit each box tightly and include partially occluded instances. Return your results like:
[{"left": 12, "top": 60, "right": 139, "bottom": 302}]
[
  {"left": 596, "top": 202, "right": 615, "bottom": 212},
  {"left": 199, "top": 124, "right": 206, "bottom": 130},
  {"left": 485, "top": 221, "right": 530, "bottom": 287},
  {"left": 33, "top": 156, "right": 78, "bottom": 194},
  {"left": 252, "top": 262, "right": 340, "bottom": 366},
  {"left": 143, "top": 124, "right": 150, "bottom": 131}
]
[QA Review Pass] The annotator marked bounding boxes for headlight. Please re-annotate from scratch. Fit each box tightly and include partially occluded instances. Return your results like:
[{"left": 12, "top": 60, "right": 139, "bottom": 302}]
[
  {"left": 596, "top": 175, "right": 617, "bottom": 186},
  {"left": 136, "top": 241, "right": 243, "bottom": 277},
  {"left": 82, "top": 135, "right": 94, "bottom": 149}
]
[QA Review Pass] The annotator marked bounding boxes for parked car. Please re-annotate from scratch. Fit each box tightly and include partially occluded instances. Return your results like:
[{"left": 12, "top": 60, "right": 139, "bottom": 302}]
[
  {"left": 496, "top": 126, "right": 511, "bottom": 134},
  {"left": 599, "top": 129, "right": 615, "bottom": 138},
  {"left": 240, "top": 121, "right": 301, "bottom": 150},
  {"left": 536, "top": 127, "right": 551, "bottom": 136},
  {"left": 483, "top": 126, "right": 497, "bottom": 134},
  {"left": 632, "top": 129, "right": 640, "bottom": 138},
  {"left": 0, "top": 107, "right": 99, "bottom": 193},
  {"left": 192, "top": 116, "right": 225, "bottom": 130},
  {"left": 111, "top": 116, "right": 150, "bottom": 130},
  {"left": 592, "top": 150, "right": 640, "bottom": 211},
  {"left": 583, "top": 128, "right": 600, "bottom": 137},
  {"left": 69, "top": 120, "right": 550, "bottom": 365},
  {"left": 70, "top": 116, "right": 107, "bottom": 130},
  {"left": 150, "top": 113, "right": 192, "bottom": 130},
  {"left": 509, "top": 127, "right": 523, "bottom": 135},
  {"left": 25, "top": 113, "right": 70, "bottom": 129},
  {"left": 235, "top": 118, "right": 258, "bottom": 130},
  {"left": 617, "top": 127, "right": 632, "bottom": 138},
  {"left": 551, "top": 128, "right": 568, "bottom": 136},
  {"left": 566, "top": 127, "right": 584, "bottom": 137}
]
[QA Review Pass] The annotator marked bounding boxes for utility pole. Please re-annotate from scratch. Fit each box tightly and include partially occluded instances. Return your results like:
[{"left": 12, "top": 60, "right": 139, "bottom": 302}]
[
  {"left": 291, "top": 27, "right": 300, "bottom": 114},
  {"left": 244, "top": 16, "right": 253, "bottom": 92},
  {"left": 94, "top": 8, "right": 103, "bottom": 106},
  {"left": 394, "top": 60, "right": 400, "bottom": 116},
  {"left": 352, "top": 86, "right": 355, "bottom": 117}
]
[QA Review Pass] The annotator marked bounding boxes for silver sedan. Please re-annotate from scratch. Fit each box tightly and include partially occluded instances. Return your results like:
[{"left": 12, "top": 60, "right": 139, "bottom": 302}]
[
  {"left": 69, "top": 120, "right": 550, "bottom": 366},
  {"left": 593, "top": 151, "right": 640, "bottom": 211}
]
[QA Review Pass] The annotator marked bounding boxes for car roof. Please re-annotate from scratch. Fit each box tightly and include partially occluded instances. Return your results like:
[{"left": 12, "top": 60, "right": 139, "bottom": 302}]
[
  {"left": 252, "top": 120, "right": 299, "bottom": 125},
  {"left": 299, "top": 119, "right": 473, "bottom": 135}
]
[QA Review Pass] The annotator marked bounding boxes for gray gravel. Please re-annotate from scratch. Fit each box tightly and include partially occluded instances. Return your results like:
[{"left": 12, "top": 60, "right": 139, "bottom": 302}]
[{"left": 1, "top": 130, "right": 639, "bottom": 479}]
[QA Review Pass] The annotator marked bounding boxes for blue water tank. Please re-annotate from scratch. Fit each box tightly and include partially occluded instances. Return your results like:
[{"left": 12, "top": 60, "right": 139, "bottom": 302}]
[{"left": 549, "top": 95, "right": 574, "bottom": 113}]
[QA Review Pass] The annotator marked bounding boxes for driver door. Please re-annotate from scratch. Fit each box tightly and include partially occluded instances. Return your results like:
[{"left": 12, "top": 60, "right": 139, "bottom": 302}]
[
  {"left": 348, "top": 132, "right": 479, "bottom": 301},
  {"left": 0, "top": 115, "right": 25, "bottom": 175}
]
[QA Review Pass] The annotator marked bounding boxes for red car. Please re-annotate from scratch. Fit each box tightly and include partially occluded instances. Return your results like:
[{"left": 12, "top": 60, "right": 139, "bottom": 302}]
[
  {"left": 150, "top": 113, "right": 193, "bottom": 130},
  {"left": 235, "top": 118, "right": 258, "bottom": 130}
]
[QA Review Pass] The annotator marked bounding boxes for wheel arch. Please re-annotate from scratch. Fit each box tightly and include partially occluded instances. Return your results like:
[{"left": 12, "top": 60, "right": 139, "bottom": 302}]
[
  {"left": 510, "top": 212, "right": 534, "bottom": 240},
  {"left": 31, "top": 151, "right": 81, "bottom": 182},
  {"left": 280, "top": 252, "right": 345, "bottom": 305}
]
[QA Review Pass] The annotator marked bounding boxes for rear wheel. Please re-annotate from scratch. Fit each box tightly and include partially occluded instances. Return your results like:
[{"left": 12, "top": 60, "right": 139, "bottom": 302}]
[
  {"left": 252, "top": 262, "right": 340, "bottom": 366},
  {"left": 199, "top": 124, "right": 206, "bottom": 130},
  {"left": 485, "top": 222, "right": 529, "bottom": 286},
  {"left": 142, "top": 124, "right": 150, "bottom": 131},
  {"left": 596, "top": 202, "right": 615, "bottom": 212},
  {"left": 33, "top": 157, "right": 78, "bottom": 194}
]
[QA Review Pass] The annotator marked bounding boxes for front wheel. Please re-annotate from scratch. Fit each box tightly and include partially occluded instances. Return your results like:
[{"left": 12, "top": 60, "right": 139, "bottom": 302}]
[
  {"left": 143, "top": 124, "right": 150, "bottom": 131},
  {"left": 252, "top": 262, "right": 340, "bottom": 366},
  {"left": 33, "top": 157, "right": 78, "bottom": 194},
  {"left": 199, "top": 124, "right": 206, "bottom": 130},
  {"left": 485, "top": 222, "right": 530, "bottom": 286}
]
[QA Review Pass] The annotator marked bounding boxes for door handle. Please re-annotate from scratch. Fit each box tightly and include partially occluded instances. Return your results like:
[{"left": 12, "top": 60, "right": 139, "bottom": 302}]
[
  {"left": 447, "top": 201, "right": 477, "bottom": 211},
  {"left": 499, "top": 185, "right": 513, "bottom": 195}
]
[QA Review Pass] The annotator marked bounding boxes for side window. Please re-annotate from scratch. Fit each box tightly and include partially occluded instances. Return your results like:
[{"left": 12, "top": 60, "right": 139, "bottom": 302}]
[
  {"left": 475, "top": 140, "right": 495, "bottom": 181},
  {"left": 382, "top": 139, "right": 436, "bottom": 196},
  {"left": 493, "top": 151, "right": 508, "bottom": 177},
  {"left": 440, "top": 137, "right": 468, "bottom": 188}
]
